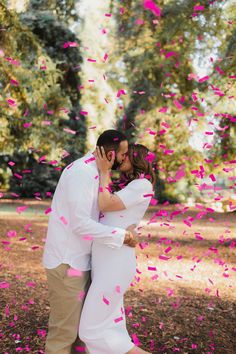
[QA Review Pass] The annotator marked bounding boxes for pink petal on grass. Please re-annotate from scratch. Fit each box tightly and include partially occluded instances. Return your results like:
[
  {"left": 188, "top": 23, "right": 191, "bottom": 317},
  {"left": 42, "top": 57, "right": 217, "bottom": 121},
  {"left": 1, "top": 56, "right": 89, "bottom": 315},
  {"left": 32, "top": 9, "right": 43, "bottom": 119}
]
[
  {"left": 0, "top": 282, "right": 10, "bottom": 289},
  {"left": 7, "top": 230, "right": 17, "bottom": 238},
  {"left": 159, "top": 255, "right": 170, "bottom": 260}
]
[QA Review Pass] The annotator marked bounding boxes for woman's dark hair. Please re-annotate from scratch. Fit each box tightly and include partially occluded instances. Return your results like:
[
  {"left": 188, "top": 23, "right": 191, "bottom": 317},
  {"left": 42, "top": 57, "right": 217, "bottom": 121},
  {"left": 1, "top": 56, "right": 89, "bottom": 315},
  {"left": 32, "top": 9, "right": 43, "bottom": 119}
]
[
  {"left": 126, "top": 144, "right": 156, "bottom": 185},
  {"left": 97, "top": 130, "right": 127, "bottom": 152},
  {"left": 112, "top": 143, "right": 156, "bottom": 191}
]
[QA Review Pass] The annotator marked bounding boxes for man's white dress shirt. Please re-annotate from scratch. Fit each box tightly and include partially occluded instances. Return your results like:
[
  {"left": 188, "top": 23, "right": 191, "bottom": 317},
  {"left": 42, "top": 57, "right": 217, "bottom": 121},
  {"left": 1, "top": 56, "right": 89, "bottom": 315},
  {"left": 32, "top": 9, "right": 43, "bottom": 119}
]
[{"left": 43, "top": 152, "right": 126, "bottom": 271}]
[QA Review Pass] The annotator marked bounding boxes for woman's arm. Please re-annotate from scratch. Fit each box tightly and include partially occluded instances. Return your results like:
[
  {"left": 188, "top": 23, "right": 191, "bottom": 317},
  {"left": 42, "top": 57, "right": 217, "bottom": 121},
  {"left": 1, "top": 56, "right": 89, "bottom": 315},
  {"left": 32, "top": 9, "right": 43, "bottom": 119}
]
[{"left": 99, "top": 170, "right": 126, "bottom": 212}]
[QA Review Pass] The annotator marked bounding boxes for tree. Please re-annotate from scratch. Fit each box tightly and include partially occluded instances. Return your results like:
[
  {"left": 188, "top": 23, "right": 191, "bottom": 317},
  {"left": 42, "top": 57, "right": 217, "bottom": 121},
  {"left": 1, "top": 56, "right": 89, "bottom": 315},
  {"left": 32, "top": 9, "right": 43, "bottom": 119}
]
[
  {"left": 0, "top": 1, "right": 86, "bottom": 196},
  {"left": 108, "top": 0, "right": 234, "bottom": 201}
]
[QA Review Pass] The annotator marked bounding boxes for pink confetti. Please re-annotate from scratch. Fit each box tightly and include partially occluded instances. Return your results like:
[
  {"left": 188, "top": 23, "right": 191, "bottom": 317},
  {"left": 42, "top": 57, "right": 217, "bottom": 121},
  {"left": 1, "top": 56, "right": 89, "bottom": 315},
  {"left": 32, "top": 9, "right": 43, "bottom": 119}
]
[
  {"left": 60, "top": 216, "right": 68, "bottom": 225},
  {"left": 7, "top": 98, "right": 17, "bottom": 107},
  {"left": 209, "top": 174, "right": 216, "bottom": 182},
  {"left": 103, "top": 53, "right": 109, "bottom": 62},
  {"left": 159, "top": 255, "right": 170, "bottom": 260},
  {"left": 23, "top": 122, "right": 32, "bottom": 128},
  {"left": 165, "top": 51, "right": 177, "bottom": 58},
  {"left": 114, "top": 316, "right": 123, "bottom": 323},
  {"left": 136, "top": 18, "right": 145, "bottom": 25},
  {"left": 67, "top": 268, "right": 83, "bottom": 277},
  {"left": 82, "top": 235, "right": 93, "bottom": 240},
  {"left": 194, "top": 5, "right": 204, "bottom": 11},
  {"left": 167, "top": 288, "right": 174, "bottom": 296},
  {"left": 175, "top": 169, "right": 185, "bottom": 180},
  {"left": 63, "top": 128, "right": 76, "bottom": 135},
  {"left": 75, "top": 346, "right": 86, "bottom": 352},
  {"left": 115, "top": 285, "right": 121, "bottom": 293},
  {"left": 159, "top": 106, "right": 168, "bottom": 113},
  {"left": 131, "top": 333, "right": 141, "bottom": 346},
  {"left": 37, "top": 329, "right": 47, "bottom": 338},
  {"left": 117, "top": 89, "right": 126, "bottom": 97},
  {"left": 148, "top": 266, "right": 157, "bottom": 271},
  {"left": 173, "top": 100, "right": 183, "bottom": 109},
  {"left": 26, "top": 281, "right": 36, "bottom": 288},
  {"left": 10, "top": 79, "right": 19, "bottom": 86},
  {"left": 0, "top": 282, "right": 10, "bottom": 289},
  {"left": 143, "top": 0, "right": 161, "bottom": 17},
  {"left": 199, "top": 76, "right": 209, "bottom": 83},
  {"left": 143, "top": 193, "right": 154, "bottom": 198},
  {"left": 150, "top": 197, "right": 158, "bottom": 206},
  {"left": 63, "top": 41, "right": 79, "bottom": 48},
  {"left": 7, "top": 230, "right": 17, "bottom": 238},
  {"left": 16, "top": 206, "right": 28, "bottom": 214},
  {"left": 103, "top": 296, "right": 110, "bottom": 305},
  {"left": 77, "top": 291, "right": 86, "bottom": 301},
  {"left": 84, "top": 157, "right": 95, "bottom": 164}
]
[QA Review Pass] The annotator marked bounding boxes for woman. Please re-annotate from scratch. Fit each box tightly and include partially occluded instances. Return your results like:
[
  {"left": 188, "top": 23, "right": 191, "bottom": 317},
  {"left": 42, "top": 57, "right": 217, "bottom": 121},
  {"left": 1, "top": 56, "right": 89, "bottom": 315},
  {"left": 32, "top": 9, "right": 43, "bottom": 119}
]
[{"left": 79, "top": 144, "right": 155, "bottom": 354}]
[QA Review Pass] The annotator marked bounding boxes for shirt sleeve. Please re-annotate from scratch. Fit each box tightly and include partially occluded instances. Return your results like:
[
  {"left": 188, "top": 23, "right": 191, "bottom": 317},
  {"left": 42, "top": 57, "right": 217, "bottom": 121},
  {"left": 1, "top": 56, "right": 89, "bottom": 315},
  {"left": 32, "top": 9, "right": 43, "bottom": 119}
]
[
  {"left": 66, "top": 164, "right": 126, "bottom": 248},
  {"left": 114, "top": 178, "right": 154, "bottom": 209}
]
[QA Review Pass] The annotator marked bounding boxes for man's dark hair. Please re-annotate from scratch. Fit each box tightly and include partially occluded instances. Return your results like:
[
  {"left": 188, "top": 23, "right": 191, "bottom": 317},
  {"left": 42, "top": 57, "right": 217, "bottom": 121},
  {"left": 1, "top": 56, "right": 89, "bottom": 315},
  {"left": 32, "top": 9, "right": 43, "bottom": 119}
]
[{"left": 96, "top": 130, "right": 127, "bottom": 152}]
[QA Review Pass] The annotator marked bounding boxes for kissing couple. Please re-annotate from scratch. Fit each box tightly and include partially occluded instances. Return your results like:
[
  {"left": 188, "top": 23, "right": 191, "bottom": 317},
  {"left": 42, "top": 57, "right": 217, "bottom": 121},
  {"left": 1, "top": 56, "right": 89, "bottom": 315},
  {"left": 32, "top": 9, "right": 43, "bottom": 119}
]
[{"left": 43, "top": 129, "right": 155, "bottom": 354}]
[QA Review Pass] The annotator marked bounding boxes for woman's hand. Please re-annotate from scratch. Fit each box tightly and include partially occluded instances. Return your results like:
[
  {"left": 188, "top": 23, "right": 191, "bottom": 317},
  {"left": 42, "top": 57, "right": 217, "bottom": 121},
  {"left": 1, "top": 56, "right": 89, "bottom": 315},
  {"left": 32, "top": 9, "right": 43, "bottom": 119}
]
[{"left": 94, "top": 146, "right": 115, "bottom": 174}]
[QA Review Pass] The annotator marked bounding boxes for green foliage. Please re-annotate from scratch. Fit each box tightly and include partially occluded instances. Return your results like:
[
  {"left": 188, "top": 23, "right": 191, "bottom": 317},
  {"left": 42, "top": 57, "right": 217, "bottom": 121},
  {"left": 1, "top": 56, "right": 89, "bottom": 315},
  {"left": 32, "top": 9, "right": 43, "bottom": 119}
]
[
  {"left": 0, "top": 1, "right": 86, "bottom": 196},
  {"left": 8, "top": 152, "right": 61, "bottom": 198},
  {"left": 110, "top": 0, "right": 235, "bottom": 201}
]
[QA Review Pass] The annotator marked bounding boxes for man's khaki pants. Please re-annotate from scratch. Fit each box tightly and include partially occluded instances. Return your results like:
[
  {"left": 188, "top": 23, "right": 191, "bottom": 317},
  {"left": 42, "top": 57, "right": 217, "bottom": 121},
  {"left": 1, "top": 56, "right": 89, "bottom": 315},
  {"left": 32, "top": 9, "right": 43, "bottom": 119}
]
[{"left": 45, "top": 264, "right": 91, "bottom": 354}]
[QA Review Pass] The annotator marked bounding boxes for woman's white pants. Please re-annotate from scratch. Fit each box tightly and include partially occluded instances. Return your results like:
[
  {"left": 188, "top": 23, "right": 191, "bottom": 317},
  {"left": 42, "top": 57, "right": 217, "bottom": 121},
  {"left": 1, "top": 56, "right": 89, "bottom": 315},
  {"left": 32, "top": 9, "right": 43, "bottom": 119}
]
[{"left": 79, "top": 242, "right": 136, "bottom": 354}]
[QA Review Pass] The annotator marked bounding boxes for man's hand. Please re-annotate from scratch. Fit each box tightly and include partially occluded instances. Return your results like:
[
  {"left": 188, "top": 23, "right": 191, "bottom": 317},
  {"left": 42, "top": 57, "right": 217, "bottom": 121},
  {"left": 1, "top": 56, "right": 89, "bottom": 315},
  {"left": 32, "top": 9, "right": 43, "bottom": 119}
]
[
  {"left": 124, "top": 224, "right": 139, "bottom": 248},
  {"left": 124, "top": 231, "right": 137, "bottom": 247},
  {"left": 126, "top": 224, "right": 139, "bottom": 239},
  {"left": 94, "top": 146, "right": 115, "bottom": 174}
]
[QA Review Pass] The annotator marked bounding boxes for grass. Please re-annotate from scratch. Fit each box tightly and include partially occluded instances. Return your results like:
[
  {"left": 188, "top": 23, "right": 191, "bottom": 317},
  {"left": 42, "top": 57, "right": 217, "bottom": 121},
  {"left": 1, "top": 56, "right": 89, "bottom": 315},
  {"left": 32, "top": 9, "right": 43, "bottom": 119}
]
[{"left": 0, "top": 199, "right": 236, "bottom": 353}]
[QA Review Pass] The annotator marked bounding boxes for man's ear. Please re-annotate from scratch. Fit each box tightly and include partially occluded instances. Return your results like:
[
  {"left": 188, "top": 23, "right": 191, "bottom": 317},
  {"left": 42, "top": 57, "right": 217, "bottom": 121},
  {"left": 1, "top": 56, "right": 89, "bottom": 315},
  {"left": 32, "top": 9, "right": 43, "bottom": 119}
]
[{"left": 106, "top": 151, "right": 113, "bottom": 161}]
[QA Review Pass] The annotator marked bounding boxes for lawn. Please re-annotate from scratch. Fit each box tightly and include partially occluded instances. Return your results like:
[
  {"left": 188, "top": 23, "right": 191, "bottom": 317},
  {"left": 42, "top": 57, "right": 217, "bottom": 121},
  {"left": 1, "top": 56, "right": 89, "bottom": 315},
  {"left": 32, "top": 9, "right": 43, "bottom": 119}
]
[{"left": 0, "top": 199, "right": 236, "bottom": 353}]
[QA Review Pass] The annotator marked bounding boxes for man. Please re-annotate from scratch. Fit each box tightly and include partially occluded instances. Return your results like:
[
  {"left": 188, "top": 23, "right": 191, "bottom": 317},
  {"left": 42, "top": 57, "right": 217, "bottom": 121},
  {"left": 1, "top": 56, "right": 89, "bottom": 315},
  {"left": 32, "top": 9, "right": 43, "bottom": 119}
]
[{"left": 43, "top": 130, "right": 137, "bottom": 354}]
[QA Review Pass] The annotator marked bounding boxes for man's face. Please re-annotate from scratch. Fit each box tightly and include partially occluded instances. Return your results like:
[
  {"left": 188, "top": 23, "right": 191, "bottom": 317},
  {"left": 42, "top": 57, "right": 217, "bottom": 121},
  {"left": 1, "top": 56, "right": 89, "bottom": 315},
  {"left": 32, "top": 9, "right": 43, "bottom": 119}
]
[{"left": 112, "top": 140, "right": 128, "bottom": 170}]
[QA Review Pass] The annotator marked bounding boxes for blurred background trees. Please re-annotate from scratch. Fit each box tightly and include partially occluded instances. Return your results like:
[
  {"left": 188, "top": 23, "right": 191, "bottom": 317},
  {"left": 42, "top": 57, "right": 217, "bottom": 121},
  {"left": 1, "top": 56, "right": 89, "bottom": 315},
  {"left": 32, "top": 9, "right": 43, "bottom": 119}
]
[{"left": 0, "top": 0, "right": 235, "bottom": 204}]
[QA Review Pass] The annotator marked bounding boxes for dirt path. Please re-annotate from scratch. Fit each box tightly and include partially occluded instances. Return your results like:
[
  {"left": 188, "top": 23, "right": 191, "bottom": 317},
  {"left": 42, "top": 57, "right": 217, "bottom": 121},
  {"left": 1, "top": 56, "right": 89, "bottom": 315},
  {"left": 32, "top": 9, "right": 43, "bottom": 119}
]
[{"left": 0, "top": 200, "right": 236, "bottom": 353}]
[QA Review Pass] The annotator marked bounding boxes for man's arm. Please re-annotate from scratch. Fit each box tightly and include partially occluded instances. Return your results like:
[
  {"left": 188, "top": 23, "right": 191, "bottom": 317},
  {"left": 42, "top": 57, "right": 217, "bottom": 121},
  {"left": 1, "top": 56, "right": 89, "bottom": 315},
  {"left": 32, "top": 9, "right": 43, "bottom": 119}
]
[{"left": 66, "top": 165, "right": 135, "bottom": 248}]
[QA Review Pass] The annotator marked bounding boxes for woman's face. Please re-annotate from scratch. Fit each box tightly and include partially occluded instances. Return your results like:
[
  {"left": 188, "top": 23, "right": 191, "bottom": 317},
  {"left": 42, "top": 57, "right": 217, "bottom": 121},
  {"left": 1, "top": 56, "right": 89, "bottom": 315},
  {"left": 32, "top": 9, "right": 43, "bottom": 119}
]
[{"left": 119, "top": 153, "right": 133, "bottom": 173}]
